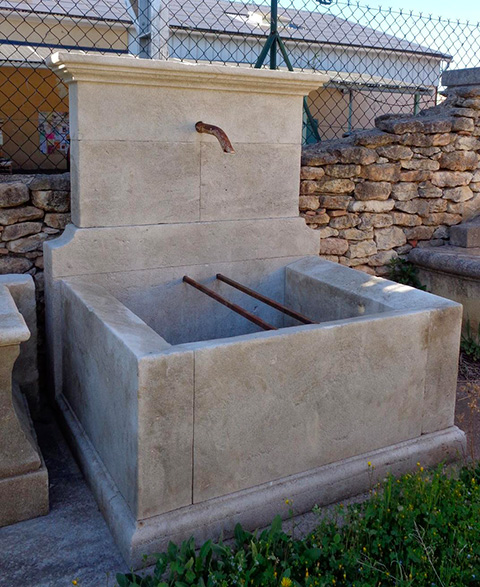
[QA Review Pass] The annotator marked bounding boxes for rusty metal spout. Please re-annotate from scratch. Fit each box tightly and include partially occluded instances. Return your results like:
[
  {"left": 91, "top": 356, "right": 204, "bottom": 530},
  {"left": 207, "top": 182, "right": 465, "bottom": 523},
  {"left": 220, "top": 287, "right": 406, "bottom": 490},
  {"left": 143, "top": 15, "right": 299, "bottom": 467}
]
[{"left": 195, "top": 121, "right": 235, "bottom": 153}]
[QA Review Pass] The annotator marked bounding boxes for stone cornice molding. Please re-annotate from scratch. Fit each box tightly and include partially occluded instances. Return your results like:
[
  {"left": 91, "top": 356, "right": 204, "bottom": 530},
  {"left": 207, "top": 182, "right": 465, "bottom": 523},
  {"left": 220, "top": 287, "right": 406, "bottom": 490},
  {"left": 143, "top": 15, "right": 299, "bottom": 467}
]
[{"left": 47, "top": 52, "right": 328, "bottom": 95}]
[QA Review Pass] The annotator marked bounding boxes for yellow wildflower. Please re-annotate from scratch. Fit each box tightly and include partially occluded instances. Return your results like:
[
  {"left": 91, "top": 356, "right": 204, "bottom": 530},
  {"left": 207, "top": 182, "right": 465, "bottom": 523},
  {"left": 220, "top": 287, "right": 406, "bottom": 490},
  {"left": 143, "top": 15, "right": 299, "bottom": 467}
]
[{"left": 281, "top": 578, "right": 293, "bottom": 587}]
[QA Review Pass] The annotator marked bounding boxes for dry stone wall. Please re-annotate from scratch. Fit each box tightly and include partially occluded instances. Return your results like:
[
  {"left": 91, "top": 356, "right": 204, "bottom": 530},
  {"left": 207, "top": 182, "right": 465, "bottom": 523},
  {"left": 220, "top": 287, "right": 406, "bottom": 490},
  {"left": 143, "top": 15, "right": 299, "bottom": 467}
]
[
  {"left": 0, "top": 173, "right": 70, "bottom": 291},
  {"left": 300, "top": 85, "right": 480, "bottom": 276}
]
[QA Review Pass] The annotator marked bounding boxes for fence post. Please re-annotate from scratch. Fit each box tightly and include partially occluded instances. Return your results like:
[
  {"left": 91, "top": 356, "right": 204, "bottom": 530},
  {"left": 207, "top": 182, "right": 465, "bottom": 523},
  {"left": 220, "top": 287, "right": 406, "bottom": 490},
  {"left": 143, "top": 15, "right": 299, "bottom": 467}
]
[
  {"left": 150, "top": 0, "right": 170, "bottom": 59},
  {"left": 133, "top": 0, "right": 170, "bottom": 59}
]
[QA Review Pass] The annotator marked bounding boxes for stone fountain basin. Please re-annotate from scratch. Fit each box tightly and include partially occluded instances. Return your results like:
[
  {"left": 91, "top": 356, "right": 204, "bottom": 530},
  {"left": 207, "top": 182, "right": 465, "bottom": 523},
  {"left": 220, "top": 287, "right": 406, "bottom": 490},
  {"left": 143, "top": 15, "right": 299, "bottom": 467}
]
[{"left": 58, "top": 256, "right": 462, "bottom": 547}]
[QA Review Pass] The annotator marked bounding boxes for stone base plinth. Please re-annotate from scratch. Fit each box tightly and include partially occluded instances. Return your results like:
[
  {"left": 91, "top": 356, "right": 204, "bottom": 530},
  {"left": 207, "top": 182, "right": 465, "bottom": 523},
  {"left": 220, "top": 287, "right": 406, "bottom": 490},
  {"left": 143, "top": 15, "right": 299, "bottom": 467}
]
[
  {"left": 58, "top": 392, "right": 465, "bottom": 569},
  {"left": 0, "top": 463, "right": 48, "bottom": 528}
]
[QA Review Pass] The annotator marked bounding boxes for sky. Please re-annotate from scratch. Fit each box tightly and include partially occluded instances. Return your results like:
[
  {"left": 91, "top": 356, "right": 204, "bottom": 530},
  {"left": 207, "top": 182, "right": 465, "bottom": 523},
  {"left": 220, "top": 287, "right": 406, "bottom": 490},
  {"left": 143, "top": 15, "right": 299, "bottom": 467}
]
[
  {"left": 359, "top": 0, "right": 480, "bottom": 24},
  {"left": 303, "top": 0, "right": 480, "bottom": 70}
]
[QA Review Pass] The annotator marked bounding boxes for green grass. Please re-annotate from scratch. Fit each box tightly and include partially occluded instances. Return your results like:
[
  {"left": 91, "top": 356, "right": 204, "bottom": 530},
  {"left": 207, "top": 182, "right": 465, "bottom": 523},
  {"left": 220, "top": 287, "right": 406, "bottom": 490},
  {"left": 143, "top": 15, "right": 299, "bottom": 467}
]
[{"left": 117, "top": 463, "right": 480, "bottom": 587}]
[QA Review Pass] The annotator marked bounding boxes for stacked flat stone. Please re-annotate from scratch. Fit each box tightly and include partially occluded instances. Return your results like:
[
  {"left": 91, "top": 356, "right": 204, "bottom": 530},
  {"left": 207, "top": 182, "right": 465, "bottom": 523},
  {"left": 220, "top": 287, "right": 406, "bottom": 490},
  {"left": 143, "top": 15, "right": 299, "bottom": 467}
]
[
  {"left": 300, "top": 86, "right": 480, "bottom": 276},
  {"left": 0, "top": 173, "right": 71, "bottom": 289}
]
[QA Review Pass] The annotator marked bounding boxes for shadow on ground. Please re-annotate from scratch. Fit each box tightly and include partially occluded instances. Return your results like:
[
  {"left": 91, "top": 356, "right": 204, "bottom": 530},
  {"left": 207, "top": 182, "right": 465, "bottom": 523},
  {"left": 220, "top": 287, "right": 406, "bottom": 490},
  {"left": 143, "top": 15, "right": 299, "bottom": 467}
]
[{"left": 0, "top": 411, "right": 128, "bottom": 587}]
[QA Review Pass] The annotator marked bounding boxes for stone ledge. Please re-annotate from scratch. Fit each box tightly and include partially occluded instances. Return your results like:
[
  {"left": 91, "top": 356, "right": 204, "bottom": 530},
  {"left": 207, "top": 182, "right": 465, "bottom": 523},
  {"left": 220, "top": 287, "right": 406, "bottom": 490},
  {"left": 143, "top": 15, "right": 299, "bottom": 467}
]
[
  {"left": 410, "top": 244, "right": 480, "bottom": 279},
  {"left": 443, "top": 67, "right": 480, "bottom": 88}
]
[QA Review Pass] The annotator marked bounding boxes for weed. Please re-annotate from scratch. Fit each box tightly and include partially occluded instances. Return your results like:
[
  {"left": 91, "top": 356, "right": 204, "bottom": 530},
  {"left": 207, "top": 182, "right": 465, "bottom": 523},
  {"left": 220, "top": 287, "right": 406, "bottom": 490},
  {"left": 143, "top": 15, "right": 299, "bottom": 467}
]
[
  {"left": 117, "top": 463, "right": 480, "bottom": 586},
  {"left": 461, "top": 319, "right": 480, "bottom": 362},
  {"left": 387, "top": 258, "right": 426, "bottom": 290}
]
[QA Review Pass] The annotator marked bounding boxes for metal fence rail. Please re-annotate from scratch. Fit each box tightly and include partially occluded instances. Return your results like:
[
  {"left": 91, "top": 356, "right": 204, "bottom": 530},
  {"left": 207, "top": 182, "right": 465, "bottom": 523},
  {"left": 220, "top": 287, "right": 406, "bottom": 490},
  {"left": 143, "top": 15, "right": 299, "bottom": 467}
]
[{"left": 0, "top": 0, "right": 479, "bottom": 171}]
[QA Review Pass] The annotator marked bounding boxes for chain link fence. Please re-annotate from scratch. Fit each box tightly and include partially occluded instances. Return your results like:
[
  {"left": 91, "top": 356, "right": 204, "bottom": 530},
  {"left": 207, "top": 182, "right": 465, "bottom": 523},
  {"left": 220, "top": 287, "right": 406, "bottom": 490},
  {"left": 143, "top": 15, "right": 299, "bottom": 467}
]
[{"left": 0, "top": 0, "right": 479, "bottom": 171}]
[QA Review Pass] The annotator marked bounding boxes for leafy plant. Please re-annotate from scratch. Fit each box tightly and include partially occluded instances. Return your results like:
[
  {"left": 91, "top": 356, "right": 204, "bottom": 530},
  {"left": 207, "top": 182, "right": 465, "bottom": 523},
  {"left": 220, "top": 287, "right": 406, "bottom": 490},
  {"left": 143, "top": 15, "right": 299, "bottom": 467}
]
[
  {"left": 117, "top": 463, "right": 480, "bottom": 586},
  {"left": 387, "top": 258, "right": 426, "bottom": 290},
  {"left": 461, "top": 319, "right": 480, "bottom": 361}
]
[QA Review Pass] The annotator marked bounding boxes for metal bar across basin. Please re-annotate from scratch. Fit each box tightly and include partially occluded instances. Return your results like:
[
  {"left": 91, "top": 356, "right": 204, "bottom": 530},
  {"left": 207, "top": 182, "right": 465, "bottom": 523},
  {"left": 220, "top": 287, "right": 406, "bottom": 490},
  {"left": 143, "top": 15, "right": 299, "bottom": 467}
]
[
  {"left": 216, "top": 273, "right": 317, "bottom": 325},
  {"left": 183, "top": 275, "right": 277, "bottom": 331}
]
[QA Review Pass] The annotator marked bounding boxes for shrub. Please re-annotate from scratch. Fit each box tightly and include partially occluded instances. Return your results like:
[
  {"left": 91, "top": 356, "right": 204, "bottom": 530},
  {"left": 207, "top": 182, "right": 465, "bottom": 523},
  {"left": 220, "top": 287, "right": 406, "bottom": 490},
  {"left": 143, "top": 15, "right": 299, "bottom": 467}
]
[{"left": 117, "top": 464, "right": 480, "bottom": 587}]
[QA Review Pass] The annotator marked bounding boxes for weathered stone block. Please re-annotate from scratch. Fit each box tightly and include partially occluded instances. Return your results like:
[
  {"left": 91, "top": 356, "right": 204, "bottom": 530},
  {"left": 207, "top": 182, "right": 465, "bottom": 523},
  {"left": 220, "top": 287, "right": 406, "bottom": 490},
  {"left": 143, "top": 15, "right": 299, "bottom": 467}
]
[
  {"left": 416, "top": 199, "right": 448, "bottom": 216},
  {"left": 360, "top": 163, "right": 400, "bottom": 182},
  {"left": 299, "top": 196, "right": 320, "bottom": 211},
  {"left": 376, "top": 145, "right": 413, "bottom": 160},
  {"left": 418, "top": 182, "right": 443, "bottom": 198},
  {"left": 451, "top": 117, "right": 475, "bottom": 132},
  {"left": 391, "top": 183, "right": 418, "bottom": 201},
  {"left": 300, "top": 181, "right": 327, "bottom": 195},
  {"left": 404, "top": 226, "right": 436, "bottom": 240},
  {"left": 412, "top": 147, "right": 441, "bottom": 157},
  {"left": 349, "top": 200, "right": 394, "bottom": 213},
  {"left": 447, "top": 194, "right": 480, "bottom": 218},
  {"left": 368, "top": 250, "right": 398, "bottom": 267},
  {"left": 324, "top": 164, "right": 361, "bottom": 178},
  {"left": 450, "top": 107, "right": 479, "bottom": 118},
  {"left": 300, "top": 166, "right": 325, "bottom": 180},
  {"left": 0, "top": 182, "right": 29, "bottom": 208},
  {"left": 394, "top": 200, "right": 421, "bottom": 214},
  {"left": 336, "top": 146, "right": 377, "bottom": 165},
  {"left": 355, "top": 181, "right": 391, "bottom": 201},
  {"left": 31, "top": 190, "right": 70, "bottom": 213},
  {"left": 0, "top": 207, "right": 43, "bottom": 226},
  {"left": 319, "top": 179, "right": 355, "bottom": 194},
  {"left": 422, "top": 213, "right": 462, "bottom": 226},
  {"left": 433, "top": 226, "right": 449, "bottom": 239},
  {"left": 401, "top": 159, "right": 440, "bottom": 171},
  {"left": 329, "top": 213, "right": 360, "bottom": 229},
  {"left": 338, "top": 256, "right": 370, "bottom": 267},
  {"left": 442, "top": 186, "right": 474, "bottom": 202},
  {"left": 462, "top": 98, "right": 480, "bottom": 109},
  {"left": 345, "top": 240, "right": 377, "bottom": 258},
  {"left": 319, "top": 195, "right": 352, "bottom": 210},
  {"left": 0, "top": 257, "right": 33, "bottom": 274},
  {"left": 375, "top": 226, "right": 407, "bottom": 250},
  {"left": 318, "top": 238, "right": 348, "bottom": 255},
  {"left": 390, "top": 212, "right": 422, "bottom": 226},
  {"left": 401, "top": 133, "right": 451, "bottom": 147},
  {"left": 6, "top": 233, "right": 48, "bottom": 253},
  {"left": 375, "top": 115, "right": 424, "bottom": 134},
  {"left": 431, "top": 171, "right": 473, "bottom": 187},
  {"left": 301, "top": 149, "right": 339, "bottom": 167},
  {"left": 44, "top": 213, "right": 70, "bottom": 229},
  {"left": 454, "top": 136, "right": 480, "bottom": 150},
  {"left": 439, "top": 151, "right": 478, "bottom": 171},
  {"left": 338, "top": 228, "right": 374, "bottom": 241},
  {"left": 302, "top": 212, "right": 330, "bottom": 225},
  {"left": 317, "top": 227, "right": 339, "bottom": 239},
  {"left": 29, "top": 172, "right": 70, "bottom": 191},
  {"left": 358, "top": 213, "right": 393, "bottom": 230},
  {"left": 353, "top": 129, "right": 397, "bottom": 147},
  {"left": 1, "top": 222, "right": 42, "bottom": 242},
  {"left": 399, "top": 170, "right": 432, "bottom": 182}
]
